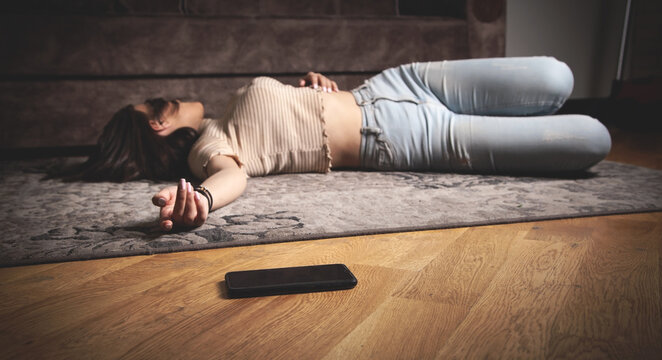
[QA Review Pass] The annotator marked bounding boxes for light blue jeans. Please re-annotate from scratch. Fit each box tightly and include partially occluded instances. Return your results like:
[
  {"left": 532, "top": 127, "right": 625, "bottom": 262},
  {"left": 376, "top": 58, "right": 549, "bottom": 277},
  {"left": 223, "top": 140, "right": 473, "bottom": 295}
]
[{"left": 351, "top": 57, "right": 612, "bottom": 173}]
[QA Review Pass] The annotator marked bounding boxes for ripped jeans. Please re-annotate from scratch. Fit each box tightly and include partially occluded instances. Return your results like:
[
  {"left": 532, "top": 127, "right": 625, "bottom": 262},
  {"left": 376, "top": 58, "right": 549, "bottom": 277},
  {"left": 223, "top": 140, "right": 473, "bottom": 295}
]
[{"left": 351, "top": 57, "right": 612, "bottom": 173}]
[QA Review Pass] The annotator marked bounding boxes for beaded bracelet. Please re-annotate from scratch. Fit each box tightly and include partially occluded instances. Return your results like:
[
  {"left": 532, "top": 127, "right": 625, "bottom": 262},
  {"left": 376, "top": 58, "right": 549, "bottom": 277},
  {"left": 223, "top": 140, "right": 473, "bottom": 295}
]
[{"left": 194, "top": 185, "right": 213, "bottom": 211}]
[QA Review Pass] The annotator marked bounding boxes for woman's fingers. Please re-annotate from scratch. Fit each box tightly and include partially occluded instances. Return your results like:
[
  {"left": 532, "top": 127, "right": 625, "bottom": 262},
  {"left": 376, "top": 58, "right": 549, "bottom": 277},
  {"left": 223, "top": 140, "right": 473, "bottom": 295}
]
[
  {"left": 159, "top": 204, "right": 174, "bottom": 231},
  {"left": 319, "top": 76, "right": 333, "bottom": 92},
  {"left": 160, "top": 203, "right": 173, "bottom": 221},
  {"left": 183, "top": 182, "right": 198, "bottom": 226},
  {"left": 172, "top": 178, "right": 187, "bottom": 220},
  {"left": 321, "top": 79, "right": 338, "bottom": 92},
  {"left": 193, "top": 192, "right": 208, "bottom": 226},
  {"left": 301, "top": 72, "right": 319, "bottom": 89},
  {"left": 160, "top": 219, "right": 174, "bottom": 231},
  {"left": 171, "top": 179, "right": 192, "bottom": 226},
  {"left": 156, "top": 179, "right": 206, "bottom": 231},
  {"left": 152, "top": 186, "right": 173, "bottom": 207},
  {"left": 152, "top": 194, "right": 166, "bottom": 207},
  {"left": 299, "top": 72, "right": 338, "bottom": 92}
]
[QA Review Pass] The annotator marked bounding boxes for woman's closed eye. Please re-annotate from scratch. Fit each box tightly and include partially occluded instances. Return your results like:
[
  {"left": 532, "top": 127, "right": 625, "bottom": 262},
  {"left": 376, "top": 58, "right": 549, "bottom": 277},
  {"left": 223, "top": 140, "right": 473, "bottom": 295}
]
[{"left": 145, "top": 98, "right": 180, "bottom": 123}]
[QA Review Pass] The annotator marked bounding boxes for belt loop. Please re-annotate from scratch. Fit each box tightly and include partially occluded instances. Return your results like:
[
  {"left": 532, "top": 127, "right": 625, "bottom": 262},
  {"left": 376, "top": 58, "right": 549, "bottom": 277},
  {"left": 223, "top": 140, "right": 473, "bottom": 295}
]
[
  {"left": 360, "top": 127, "right": 382, "bottom": 135},
  {"left": 355, "top": 83, "right": 374, "bottom": 106}
]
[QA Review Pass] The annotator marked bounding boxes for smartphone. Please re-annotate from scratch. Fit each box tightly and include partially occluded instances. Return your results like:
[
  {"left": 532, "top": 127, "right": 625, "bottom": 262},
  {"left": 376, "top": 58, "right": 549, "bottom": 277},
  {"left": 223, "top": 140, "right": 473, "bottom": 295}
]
[{"left": 225, "top": 264, "right": 357, "bottom": 298}]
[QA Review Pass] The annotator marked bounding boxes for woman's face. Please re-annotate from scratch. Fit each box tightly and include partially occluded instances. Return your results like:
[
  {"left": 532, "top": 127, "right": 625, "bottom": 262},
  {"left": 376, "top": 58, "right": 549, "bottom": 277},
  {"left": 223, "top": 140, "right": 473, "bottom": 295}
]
[{"left": 134, "top": 99, "right": 204, "bottom": 136}]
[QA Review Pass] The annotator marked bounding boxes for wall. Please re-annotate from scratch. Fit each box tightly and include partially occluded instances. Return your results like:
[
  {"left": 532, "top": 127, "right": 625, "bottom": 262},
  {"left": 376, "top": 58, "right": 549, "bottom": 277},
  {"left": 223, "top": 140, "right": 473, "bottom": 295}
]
[
  {"left": 506, "top": 0, "right": 628, "bottom": 99},
  {"left": 622, "top": 0, "right": 662, "bottom": 80}
]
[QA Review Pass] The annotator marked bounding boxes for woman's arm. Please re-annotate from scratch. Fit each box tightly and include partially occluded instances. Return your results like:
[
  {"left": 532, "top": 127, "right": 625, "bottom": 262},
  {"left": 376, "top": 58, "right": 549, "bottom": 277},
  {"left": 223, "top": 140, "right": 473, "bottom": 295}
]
[
  {"left": 152, "top": 155, "right": 247, "bottom": 231},
  {"left": 199, "top": 154, "right": 247, "bottom": 211}
]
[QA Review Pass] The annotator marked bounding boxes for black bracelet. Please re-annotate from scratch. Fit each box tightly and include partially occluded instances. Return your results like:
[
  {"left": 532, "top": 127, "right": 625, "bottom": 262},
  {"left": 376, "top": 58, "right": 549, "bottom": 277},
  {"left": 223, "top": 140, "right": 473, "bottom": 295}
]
[{"left": 194, "top": 185, "right": 213, "bottom": 211}]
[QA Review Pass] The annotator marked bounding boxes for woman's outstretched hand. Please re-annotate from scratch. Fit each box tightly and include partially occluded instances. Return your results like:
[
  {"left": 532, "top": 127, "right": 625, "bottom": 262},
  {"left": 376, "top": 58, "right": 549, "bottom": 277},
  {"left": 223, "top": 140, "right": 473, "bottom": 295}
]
[
  {"left": 152, "top": 178, "right": 209, "bottom": 231},
  {"left": 299, "top": 72, "right": 338, "bottom": 92}
]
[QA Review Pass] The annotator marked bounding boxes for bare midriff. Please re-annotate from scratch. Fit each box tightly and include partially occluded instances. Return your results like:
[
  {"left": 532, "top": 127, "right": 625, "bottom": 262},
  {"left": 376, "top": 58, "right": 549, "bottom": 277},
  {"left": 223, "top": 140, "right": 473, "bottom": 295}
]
[{"left": 321, "top": 91, "right": 363, "bottom": 168}]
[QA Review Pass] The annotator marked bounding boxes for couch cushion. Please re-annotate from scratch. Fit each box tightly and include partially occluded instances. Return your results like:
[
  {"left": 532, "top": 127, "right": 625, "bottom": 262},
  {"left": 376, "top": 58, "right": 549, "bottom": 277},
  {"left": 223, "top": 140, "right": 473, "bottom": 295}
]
[{"left": 0, "top": 15, "right": 470, "bottom": 76}]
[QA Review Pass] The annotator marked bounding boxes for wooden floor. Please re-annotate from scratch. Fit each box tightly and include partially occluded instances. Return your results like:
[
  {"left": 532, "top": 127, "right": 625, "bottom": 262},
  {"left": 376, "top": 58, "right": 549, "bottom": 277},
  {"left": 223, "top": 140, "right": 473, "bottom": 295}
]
[{"left": 1, "top": 126, "right": 660, "bottom": 360}]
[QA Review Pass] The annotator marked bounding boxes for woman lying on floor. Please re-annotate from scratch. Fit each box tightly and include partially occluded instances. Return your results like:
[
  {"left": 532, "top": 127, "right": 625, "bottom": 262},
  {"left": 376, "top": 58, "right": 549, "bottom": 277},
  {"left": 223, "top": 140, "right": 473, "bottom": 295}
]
[{"left": 71, "top": 57, "right": 612, "bottom": 231}]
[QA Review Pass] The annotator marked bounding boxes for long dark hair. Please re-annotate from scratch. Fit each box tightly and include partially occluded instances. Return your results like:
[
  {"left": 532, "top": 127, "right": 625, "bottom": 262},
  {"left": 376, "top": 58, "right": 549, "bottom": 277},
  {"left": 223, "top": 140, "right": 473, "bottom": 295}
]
[{"left": 63, "top": 98, "right": 199, "bottom": 182}]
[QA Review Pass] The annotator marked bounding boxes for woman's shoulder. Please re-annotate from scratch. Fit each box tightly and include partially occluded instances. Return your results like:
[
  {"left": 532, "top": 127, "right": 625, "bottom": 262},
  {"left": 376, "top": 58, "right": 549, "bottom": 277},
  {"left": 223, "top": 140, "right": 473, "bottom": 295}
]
[
  {"left": 189, "top": 119, "right": 233, "bottom": 159},
  {"left": 197, "top": 118, "right": 216, "bottom": 134},
  {"left": 196, "top": 118, "right": 232, "bottom": 140}
]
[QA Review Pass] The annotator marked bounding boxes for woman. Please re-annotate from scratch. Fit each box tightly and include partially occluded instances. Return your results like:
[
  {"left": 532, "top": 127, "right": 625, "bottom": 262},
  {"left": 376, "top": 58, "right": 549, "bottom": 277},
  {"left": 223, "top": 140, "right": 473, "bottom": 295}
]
[{"left": 79, "top": 57, "right": 612, "bottom": 231}]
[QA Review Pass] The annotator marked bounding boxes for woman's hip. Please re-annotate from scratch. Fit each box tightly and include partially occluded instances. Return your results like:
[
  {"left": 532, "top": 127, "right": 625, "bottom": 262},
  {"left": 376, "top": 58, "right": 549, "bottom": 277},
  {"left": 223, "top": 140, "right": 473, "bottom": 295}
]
[{"left": 357, "top": 100, "right": 455, "bottom": 171}]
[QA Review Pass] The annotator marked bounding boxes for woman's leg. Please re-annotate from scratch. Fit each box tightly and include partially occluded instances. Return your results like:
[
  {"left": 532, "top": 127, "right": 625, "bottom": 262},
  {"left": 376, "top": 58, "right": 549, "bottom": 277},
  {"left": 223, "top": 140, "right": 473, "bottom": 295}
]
[
  {"left": 355, "top": 57, "right": 611, "bottom": 174},
  {"left": 363, "top": 99, "right": 611, "bottom": 173},
  {"left": 440, "top": 112, "right": 612, "bottom": 173},
  {"left": 412, "top": 57, "right": 574, "bottom": 116}
]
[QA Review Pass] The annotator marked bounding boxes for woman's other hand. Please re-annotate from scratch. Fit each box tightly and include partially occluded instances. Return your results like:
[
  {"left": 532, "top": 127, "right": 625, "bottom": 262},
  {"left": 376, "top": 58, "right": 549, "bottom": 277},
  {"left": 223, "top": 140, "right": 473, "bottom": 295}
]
[
  {"left": 152, "top": 178, "right": 209, "bottom": 231},
  {"left": 299, "top": 72, "right": 338, "bottom": 92}
]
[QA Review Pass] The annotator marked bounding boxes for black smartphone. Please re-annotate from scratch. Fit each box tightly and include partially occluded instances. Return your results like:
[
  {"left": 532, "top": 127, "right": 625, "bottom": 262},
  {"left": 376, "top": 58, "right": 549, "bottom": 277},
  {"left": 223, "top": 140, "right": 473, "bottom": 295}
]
[{"left": 225, "top": 264, "right": 358, "bottom": 298}]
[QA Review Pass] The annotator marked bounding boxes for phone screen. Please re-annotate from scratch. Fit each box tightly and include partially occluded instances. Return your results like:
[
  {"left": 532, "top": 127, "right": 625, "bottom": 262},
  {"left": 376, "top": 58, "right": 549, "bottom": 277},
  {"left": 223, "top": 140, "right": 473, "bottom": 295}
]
[{"left": 225, "top": 264, "right": 357, "bottom": 298}]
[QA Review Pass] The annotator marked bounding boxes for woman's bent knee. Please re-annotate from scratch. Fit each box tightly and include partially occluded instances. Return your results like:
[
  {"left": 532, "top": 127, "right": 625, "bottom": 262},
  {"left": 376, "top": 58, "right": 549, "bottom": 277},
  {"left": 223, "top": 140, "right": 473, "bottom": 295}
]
[
  {"left": 537, "top": 57, "right": 574, "bottom": 109},
  {"left": 569, "top": 115, "right": 612, "bottom": 170}
]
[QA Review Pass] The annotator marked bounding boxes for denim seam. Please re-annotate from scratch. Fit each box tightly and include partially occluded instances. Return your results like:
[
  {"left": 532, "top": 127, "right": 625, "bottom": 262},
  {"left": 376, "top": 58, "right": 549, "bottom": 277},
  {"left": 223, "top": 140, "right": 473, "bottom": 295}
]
[{"left": 471, "top": 99, "right": 564, "bottom": 115}]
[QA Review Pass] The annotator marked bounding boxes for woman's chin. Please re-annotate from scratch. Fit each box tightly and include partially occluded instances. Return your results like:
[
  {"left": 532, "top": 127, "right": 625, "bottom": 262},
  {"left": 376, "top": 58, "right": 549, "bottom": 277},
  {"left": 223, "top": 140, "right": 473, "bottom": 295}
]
[
  {"left": 197, "top": 101, "right": 205, "bottom": 118},
  {"left": 192, "top": 102, "right": 205, "bottom": 129}
]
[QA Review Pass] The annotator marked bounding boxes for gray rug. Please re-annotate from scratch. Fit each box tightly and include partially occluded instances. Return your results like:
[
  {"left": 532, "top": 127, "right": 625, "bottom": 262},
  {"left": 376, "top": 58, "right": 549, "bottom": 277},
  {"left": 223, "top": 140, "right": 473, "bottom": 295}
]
[{"left": 1, "top": 159, "right": 661, "bottom": 267}]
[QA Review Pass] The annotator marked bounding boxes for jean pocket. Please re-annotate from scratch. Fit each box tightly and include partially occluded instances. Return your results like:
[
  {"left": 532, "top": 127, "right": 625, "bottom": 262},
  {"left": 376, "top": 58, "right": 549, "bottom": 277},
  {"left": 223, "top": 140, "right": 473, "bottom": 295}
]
[{"left": 376, "top": 135, "right": 396, "bottom": 170}]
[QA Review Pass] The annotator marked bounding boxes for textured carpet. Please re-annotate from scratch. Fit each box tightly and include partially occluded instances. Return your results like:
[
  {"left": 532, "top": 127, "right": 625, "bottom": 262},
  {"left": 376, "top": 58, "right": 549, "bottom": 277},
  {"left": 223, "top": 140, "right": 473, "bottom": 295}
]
[{"left": 1, "top": 159, "right": 661, "bottom": 267}]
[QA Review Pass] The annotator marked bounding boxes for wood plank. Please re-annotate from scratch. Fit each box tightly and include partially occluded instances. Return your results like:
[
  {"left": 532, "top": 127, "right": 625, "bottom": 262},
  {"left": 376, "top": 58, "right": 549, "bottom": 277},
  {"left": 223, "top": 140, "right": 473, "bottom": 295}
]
[
  {"left": 0, "top": 235, "right": 408, "bottom": 358},
  {"left": 315, "top": 228, "right": 467, "bottom": 272},
  {"left": 0, "top": 253, "right": 217, "bottom": 355},
  {"left": 324, "top": 297, "right": 466, "bottom": 359},
  {"left": 0, "top": 262, "right": 62, "bottom": 283},
  {"left": 548, "top": 215, "right": 662, "bottom": 355},
  {"left": 0, "top": 256, "right": 147, "bottom": 313},
  {"left": 113, "top": 265, "right": 410, "bottom": 359},
  {"left": 392, "top": 224, "right": 531, "bottom": 306},
  {"left": 544, "top": 335, "right": 643, "bottom": 359},
  {"left": 435, "top": 237, "right": 589, "bottom": 358},
  {"left": 3, "top": 255, "right": 243, "bottom": 359}
]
